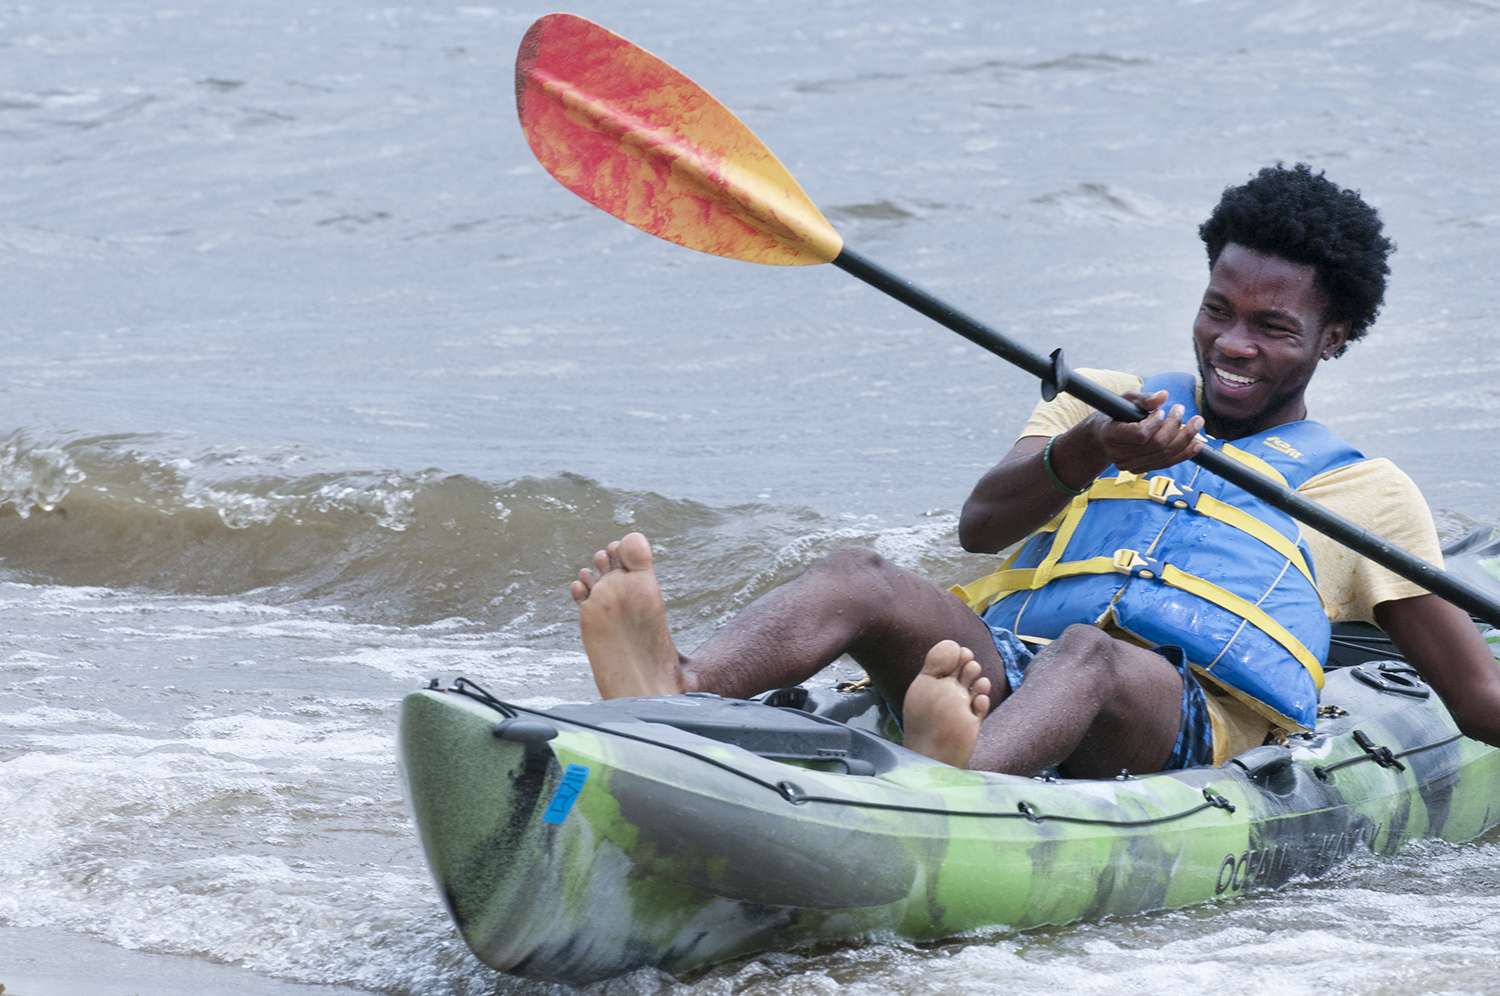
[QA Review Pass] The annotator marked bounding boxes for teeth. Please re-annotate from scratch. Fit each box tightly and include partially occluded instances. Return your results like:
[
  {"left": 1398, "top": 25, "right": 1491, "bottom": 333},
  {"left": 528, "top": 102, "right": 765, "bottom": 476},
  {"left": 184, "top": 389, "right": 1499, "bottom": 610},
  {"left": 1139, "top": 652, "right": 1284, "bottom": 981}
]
[{"left": 1215, "top": 366, "right": 1256, "bottom": 385}]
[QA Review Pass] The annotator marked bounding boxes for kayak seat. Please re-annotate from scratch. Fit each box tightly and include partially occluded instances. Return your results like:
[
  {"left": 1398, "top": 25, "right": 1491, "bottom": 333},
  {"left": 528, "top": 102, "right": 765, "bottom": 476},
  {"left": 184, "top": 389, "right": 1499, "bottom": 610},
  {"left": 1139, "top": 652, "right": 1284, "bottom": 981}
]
[{"left": 1325, "top": 621, "right": 1403, "bottom": 669}]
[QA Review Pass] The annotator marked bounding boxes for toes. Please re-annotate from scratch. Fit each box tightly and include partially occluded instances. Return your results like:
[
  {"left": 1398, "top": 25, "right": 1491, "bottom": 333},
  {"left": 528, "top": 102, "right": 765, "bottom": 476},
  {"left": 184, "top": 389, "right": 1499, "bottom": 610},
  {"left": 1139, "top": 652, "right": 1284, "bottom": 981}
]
[
  {"left": 591, "top": 535, "right": 655, "bottom": 576},
  {"left": 576, "top": 535, "right": 657, "bottom": 609},
  {"left": 958, "top": 658, "right": 983, "bottom": 688},
  {"left": 921, "top": 640, "right": 962, "bottom": 676},
  {"left": 615, "top": 532, "right": 654, "bottom": 571},
  {"left": 972, "top": 690, "right": 991, "bottom": 718}
]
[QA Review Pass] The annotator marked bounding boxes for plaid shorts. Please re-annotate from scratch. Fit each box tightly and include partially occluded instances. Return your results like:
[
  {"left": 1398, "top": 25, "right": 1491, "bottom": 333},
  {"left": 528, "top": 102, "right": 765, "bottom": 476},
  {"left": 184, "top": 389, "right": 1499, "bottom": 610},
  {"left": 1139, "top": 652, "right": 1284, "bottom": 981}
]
[{"left": 981, "top": 621, "right": 1215, "bottom": 771}]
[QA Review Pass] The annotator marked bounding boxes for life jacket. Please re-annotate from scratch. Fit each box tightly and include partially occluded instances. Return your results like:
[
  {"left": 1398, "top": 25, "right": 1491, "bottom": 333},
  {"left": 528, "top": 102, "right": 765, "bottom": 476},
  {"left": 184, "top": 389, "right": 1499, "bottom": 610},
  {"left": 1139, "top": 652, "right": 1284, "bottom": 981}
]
[{"left": 952, "top": 372, "right": 1365, "bottom": 730}]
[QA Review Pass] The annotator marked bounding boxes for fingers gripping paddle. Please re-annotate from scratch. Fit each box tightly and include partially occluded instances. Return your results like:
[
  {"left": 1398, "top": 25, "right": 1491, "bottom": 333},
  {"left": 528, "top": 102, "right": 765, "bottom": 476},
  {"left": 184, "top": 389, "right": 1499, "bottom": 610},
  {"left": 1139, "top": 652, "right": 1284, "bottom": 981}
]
[{"left": 515, "top": 12, "right": 1500, "bottom": 629}]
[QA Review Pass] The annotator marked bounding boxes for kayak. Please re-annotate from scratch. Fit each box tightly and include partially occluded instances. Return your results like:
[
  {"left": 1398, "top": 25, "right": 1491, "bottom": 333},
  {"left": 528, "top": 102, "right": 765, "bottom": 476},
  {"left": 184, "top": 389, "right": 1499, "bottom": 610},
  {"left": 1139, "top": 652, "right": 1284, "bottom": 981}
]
[{"left": 398, "top": 532, "right": 1500, "bottom": 985}]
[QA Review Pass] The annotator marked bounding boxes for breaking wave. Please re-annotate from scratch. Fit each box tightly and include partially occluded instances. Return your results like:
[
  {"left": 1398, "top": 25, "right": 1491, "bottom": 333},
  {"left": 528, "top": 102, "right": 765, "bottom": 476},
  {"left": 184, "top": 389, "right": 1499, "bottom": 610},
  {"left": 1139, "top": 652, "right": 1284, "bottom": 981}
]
[{"left": 0, "top": 432, "right": 994, "bottom": 635}]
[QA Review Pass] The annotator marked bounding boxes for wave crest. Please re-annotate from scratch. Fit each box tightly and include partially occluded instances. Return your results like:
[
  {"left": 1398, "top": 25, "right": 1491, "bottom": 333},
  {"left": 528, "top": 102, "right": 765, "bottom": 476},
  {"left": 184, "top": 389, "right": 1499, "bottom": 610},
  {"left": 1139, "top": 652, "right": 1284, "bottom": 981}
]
[
  {"left": 1, "top": 432, "right": 87, "bottom": 517},
  {"left": 0, "top": 435, "right": 992, "bottom": 634}
]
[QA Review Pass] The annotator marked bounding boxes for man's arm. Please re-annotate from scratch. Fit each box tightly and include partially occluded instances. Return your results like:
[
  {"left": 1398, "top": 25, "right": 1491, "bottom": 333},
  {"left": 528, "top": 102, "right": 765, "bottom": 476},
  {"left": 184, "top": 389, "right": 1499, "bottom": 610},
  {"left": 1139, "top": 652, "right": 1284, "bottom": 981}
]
[
  {"left": 957, "top": 435, "right": 1068, "bottom": 554},
  {"left": 958, "top": 390, "right": 1205, "bottom": 554},
  {"left": 1375, "top": 594, "right": 1500, "bottom": 746}
]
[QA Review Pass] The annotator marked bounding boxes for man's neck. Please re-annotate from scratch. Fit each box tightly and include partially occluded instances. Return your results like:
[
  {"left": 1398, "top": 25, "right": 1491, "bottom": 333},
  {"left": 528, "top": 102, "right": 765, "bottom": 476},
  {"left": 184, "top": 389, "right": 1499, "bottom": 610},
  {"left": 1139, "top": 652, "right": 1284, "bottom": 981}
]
[{"left": 1197, "top": 385, "right": 1308, "bottom": 441}]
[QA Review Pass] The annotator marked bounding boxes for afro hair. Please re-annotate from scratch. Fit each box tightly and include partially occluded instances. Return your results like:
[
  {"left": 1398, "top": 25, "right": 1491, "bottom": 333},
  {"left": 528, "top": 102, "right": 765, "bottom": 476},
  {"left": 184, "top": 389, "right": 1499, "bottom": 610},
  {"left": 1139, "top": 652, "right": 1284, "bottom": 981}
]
[{"left": 1199, "top": 163, "right": 1394, "bottom": 355}]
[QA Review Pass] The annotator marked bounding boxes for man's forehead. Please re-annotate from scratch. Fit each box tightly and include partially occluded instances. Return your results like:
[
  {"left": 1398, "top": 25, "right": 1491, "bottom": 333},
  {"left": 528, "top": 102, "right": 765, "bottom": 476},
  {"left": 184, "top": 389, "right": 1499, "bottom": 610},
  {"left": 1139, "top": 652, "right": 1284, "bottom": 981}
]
[{"left": 1207, "top": 245, "right": 1325, "bottom": 304}]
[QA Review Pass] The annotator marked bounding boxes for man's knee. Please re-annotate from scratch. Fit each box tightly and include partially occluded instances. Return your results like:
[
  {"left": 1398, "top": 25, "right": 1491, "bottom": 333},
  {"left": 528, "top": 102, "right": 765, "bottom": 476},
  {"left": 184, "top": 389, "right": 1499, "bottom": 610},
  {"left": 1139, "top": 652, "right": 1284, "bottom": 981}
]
[
  {"left": 1031, "top": 624, "right": 1131, "bottom": 680},
  {"left": 810, "top": 546, "right": 893, "bottom": 581},
  {"left": 802, "top": 546, "right": 920, "bottom": 620},
  {"left": 1043, "top": 624, "right": 1179, "bottom": 687},
  {"left": 1051, "top": 623, "right": 1117, "bottom": 659}
]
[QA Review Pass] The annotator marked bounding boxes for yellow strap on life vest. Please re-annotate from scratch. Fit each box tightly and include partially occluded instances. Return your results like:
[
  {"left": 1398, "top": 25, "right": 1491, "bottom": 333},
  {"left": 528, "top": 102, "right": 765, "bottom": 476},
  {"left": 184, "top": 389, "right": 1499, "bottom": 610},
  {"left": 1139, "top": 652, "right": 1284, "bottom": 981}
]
[
  {"left": 950, "top": 476, "right": 1159, "bottom": 611},
  {"left": 1029, "top": 492, "right": 1091, "bottom": 588},
  {"left": 1157, "top": 564, "right": 1325, "bottom": 688},
  {"left": 949, "top": 556, "right": 1120, "bottom": 610},
  {"left": 1218, "top": 441, "right": 1289, "bottom": 487},
  {"left": 955, "top": 553, "right": 1325, "bottom": 689},
  {"left": 1078, "top": 476, "right": 1312, "bottom": 584},
  {"left": 949, "top": 488, "right": 1098, "bottom": 610},
  {"left": 949, "top": 504, "right": 1070, "bottom": 607},
  {"left": 954, "top": 470, "right": 1316, "bottom": 611},
  {"left": 1191, "top": 492, "right": 1316, "bottom": 587}
]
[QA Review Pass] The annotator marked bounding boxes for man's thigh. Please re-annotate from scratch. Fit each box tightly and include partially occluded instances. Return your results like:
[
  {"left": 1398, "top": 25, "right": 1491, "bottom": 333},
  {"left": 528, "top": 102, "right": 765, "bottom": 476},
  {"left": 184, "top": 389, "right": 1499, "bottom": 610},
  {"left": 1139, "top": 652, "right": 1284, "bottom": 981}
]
[{"left": 844, "top": 561, "right": 1011, "bottom": 713}]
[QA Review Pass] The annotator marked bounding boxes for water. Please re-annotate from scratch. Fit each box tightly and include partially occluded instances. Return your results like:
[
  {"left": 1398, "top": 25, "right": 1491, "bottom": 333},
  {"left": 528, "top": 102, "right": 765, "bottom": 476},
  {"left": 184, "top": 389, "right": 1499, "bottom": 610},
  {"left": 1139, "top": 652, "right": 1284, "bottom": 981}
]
[{"left": 3, "top": 0, "right": 1500, "bottom": 992}]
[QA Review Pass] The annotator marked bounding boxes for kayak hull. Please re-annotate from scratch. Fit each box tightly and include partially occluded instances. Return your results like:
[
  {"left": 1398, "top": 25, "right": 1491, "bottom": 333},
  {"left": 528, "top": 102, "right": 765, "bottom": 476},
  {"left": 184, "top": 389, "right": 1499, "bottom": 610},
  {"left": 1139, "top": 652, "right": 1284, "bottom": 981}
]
[{"left": 398, "top": 663, "right": 1500, "bottom": 984}]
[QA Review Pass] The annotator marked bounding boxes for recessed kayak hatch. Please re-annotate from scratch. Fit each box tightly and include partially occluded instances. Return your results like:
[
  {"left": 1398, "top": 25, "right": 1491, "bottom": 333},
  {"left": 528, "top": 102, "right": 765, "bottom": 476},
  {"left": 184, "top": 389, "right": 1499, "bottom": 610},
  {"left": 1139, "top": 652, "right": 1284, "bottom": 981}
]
[{"left": 546, "top": 692, "right": 901, "bottom": 775}]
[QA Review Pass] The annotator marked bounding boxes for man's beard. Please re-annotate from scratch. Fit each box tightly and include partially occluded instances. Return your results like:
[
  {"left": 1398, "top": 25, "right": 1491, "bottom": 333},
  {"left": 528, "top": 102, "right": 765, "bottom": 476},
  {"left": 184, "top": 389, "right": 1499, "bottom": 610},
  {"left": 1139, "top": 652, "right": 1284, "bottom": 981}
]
[{"left": 1194, "top": 353, "right": 1315, "bottom": 441}]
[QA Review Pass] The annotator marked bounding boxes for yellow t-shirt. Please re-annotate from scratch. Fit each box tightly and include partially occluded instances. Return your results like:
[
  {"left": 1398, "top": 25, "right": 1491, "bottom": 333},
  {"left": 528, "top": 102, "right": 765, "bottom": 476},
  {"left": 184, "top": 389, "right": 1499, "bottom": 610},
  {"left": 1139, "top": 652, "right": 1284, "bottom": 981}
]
[{"left": 1014, "top": 368, "right": 1444, "bottom": 760}]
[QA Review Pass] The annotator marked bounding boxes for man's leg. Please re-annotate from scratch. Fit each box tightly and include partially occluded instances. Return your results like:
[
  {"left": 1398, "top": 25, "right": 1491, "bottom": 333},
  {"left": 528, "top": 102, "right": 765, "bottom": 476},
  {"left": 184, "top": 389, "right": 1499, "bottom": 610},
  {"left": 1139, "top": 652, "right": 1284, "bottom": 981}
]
[
  {"left": 902, "top": 624, "right": 1188, "bottom": 777},
  {"left": 576, "top": 535, "right": 1187, "bottom": 777},
  {"left": 571, "top": 532, "right": 1010, "bottom": 709}
]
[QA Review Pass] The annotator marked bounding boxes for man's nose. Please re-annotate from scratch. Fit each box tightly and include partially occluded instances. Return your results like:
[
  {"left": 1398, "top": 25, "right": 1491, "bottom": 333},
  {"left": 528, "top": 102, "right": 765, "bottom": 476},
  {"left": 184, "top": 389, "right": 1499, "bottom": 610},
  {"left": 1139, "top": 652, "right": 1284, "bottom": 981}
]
[{"left": 1216, "top": 323, "right": 1258, "bottom": 358}]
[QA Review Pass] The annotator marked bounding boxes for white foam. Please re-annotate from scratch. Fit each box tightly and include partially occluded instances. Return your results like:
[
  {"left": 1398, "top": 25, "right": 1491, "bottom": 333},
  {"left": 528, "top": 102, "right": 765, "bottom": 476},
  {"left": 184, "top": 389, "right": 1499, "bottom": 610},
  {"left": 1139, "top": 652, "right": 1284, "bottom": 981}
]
[{"left": 0, "top": 703, "right": 145, "bottom": 729}]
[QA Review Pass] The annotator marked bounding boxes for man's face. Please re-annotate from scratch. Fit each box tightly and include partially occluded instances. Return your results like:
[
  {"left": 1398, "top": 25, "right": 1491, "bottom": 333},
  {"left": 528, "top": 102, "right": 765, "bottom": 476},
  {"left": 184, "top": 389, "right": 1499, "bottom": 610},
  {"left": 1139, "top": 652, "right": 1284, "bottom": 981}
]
[{"left": 1192, "top": 242, "right": 1350, "bottom": 440}]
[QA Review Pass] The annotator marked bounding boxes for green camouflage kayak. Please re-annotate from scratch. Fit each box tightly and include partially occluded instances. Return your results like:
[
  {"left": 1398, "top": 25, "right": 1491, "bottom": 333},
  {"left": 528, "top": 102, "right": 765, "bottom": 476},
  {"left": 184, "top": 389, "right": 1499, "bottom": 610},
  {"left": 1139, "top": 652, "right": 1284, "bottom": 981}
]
[
  {"left": 397, "top": 655, "right": 1497, "bottom": 983},
  {"left": 398, "top": 528, "right": 1500, "bottom": 984}
]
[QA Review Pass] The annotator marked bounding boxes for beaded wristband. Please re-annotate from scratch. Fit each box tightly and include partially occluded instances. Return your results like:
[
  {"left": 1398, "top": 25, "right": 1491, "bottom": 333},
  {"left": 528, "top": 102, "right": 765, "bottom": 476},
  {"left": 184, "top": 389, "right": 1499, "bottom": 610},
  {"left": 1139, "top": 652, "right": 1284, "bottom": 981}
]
[{"left": 1042, "top": 435, "right": 1087, "bottom": 497}]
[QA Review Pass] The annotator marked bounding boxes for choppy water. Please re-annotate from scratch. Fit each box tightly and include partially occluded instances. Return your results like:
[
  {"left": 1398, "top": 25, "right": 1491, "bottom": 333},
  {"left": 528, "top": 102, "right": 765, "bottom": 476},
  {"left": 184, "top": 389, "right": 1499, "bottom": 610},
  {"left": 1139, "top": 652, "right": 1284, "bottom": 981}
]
[{"left": 4, "top": 1, "right": 1500, "bottom": 993}]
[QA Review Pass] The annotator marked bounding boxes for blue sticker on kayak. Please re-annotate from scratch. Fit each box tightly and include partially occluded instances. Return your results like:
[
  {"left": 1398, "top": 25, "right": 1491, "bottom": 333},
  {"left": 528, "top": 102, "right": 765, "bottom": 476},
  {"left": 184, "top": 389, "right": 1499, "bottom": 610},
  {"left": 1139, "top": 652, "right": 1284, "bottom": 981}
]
[{"left": 542, "top": 764, "right": 590, "bottom": 824}]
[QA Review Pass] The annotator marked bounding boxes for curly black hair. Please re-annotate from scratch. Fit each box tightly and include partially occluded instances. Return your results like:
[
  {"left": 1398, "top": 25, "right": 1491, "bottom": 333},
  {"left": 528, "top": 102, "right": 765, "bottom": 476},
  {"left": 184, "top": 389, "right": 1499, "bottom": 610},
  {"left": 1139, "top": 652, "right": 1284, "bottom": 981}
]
[{"left": 1199, "top": 163, "right": 1394, "bottom": 356}]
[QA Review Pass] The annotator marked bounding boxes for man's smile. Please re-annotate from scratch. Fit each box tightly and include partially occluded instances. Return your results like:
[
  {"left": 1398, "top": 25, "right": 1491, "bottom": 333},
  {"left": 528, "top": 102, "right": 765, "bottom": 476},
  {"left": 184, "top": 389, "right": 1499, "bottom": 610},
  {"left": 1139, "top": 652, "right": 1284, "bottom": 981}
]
[{"left": 1212, "top": 366, "right": 1257, "bottom": 386}]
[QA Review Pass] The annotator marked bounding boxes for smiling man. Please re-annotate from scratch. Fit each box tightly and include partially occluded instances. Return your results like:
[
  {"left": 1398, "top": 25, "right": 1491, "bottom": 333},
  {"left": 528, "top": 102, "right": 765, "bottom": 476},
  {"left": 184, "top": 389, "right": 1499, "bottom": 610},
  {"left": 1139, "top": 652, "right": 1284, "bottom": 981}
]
[{"left": 572, "top": 163, "right": 1500, "bottom": 776}]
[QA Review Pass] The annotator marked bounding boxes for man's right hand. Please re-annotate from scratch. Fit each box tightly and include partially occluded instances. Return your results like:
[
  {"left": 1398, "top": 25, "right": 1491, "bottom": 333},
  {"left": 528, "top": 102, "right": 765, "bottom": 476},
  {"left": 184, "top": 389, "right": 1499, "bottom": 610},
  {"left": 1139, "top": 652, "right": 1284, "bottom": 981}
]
[
  {"left": 958, "top": 390, "right": 1205, "bottom": 555},
  {"left": 1081, "top": 389, "right": 1205, "bottom": 475}
]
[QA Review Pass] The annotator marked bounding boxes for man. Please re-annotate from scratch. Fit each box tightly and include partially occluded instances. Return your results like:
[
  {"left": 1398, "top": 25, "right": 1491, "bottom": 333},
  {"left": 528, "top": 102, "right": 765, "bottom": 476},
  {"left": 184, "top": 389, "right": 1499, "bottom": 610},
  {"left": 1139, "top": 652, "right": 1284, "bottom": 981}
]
[{"left": 571, "top": 164, "right": 1500, "bottom": 776}]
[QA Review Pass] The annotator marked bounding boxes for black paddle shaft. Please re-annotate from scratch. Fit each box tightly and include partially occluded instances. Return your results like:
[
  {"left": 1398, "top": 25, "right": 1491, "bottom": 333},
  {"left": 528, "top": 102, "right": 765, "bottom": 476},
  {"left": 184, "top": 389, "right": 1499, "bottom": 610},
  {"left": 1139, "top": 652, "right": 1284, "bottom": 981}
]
[{"left": 831, "top": 245, "right": 1500, "bottom": 629}]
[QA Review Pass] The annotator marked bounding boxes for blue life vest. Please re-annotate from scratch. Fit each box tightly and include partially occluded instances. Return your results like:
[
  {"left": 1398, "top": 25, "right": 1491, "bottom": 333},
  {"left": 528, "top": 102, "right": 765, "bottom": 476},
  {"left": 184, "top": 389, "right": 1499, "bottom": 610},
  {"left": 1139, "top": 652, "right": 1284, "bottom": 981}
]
[{"left": 952, "top": 372, "right": 1365, "bottom": 730}]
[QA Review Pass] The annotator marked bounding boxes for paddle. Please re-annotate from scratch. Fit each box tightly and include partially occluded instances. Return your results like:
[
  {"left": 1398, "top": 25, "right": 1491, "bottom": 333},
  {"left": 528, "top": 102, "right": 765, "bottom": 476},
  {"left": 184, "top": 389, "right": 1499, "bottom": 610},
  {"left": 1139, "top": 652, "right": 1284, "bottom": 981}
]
[{"left": 515, "top": 12, "right": 1500, "bottom": 630}]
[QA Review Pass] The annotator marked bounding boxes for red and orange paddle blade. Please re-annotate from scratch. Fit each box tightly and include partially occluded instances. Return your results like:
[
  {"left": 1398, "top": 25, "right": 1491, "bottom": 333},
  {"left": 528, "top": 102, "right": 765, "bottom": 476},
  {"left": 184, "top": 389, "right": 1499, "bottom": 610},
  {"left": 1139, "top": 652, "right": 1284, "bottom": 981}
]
[{"left": 515, "top": 13, "right": 843, "bottom": 266}]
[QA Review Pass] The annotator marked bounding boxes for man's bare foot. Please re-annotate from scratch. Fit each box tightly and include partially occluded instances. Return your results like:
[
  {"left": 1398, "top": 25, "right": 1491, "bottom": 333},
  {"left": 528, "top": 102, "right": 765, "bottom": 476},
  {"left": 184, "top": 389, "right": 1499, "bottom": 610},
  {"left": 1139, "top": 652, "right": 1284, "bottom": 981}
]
[
  {"left": 571, "top": 532, "right": 686, "bottom": 699},
  {"left": 901, "top": 640, "right": 991, "bottom": 768}
]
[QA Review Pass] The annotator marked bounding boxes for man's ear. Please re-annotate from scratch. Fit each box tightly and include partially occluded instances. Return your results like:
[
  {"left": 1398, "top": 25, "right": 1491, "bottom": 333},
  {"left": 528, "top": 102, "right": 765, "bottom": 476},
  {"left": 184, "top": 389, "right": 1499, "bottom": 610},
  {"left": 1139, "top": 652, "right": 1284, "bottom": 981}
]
[{"left": 1321, "top": 321, "right": 1351, "bottom": 360}]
